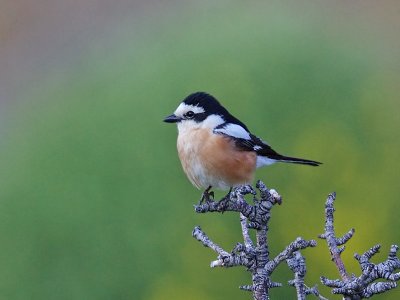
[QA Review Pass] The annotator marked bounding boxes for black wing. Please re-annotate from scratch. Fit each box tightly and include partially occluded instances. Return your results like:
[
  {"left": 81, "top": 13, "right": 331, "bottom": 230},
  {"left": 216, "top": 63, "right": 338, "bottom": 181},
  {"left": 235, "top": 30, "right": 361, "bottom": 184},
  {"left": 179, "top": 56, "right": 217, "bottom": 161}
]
[
  {"left": 233, "top": 134, "right": 281, "bottom": 157},
  {"left": 215, "top": 127, "right": 321, "bottom": 166}
]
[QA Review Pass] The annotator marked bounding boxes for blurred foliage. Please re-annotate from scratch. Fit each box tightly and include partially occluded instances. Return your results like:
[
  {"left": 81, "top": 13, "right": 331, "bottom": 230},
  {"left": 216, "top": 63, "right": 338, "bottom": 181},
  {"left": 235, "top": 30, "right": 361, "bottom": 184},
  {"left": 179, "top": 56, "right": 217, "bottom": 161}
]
[{"left": 0, "top": 1, "right": 399, "bottom": 299}]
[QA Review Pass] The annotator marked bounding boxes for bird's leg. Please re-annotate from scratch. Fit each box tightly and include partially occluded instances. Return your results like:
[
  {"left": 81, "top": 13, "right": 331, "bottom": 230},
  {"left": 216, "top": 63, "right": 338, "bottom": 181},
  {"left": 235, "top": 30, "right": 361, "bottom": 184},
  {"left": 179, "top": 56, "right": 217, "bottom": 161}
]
[
  {"left": 217, "top": 187, "right": 232, "bottom": 211},
  {"left": 223, "top": 187, "right": 233, "bottom": 200},
  {"left": 199, "top": 186, "right": 214, "bottom": 205}
]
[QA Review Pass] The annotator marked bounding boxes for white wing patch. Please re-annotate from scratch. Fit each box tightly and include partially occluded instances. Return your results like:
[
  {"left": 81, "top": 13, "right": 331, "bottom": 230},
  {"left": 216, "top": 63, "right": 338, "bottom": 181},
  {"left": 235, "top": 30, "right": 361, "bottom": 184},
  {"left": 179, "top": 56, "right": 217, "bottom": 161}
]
[{"left": 214, "top": 123, "right": 251, "bottom": 140}]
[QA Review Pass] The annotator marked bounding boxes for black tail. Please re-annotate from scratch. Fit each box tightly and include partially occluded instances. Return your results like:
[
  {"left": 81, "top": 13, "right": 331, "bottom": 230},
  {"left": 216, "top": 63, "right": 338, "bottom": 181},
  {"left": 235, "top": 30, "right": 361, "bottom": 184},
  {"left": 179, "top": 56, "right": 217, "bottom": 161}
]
[{"left": 277, "top": 155, "right": 322, "bottom": 166}]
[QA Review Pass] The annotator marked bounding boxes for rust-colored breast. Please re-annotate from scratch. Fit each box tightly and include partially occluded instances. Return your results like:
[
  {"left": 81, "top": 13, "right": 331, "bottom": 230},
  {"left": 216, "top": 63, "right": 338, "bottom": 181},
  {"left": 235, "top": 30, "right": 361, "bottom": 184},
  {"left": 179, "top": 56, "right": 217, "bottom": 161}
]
[
  {"left": 201, "top": 132, "right": 257, "bottom": 186},
  {"left": 177, "top": 128, "right": 257, "bottom": 189}
]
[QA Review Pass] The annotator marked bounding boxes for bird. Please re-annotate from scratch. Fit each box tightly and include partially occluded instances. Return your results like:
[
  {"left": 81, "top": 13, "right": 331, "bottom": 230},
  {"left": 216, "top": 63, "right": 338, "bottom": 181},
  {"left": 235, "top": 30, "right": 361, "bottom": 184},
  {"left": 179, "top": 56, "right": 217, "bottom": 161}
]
[{"left": 164, "top": 92, "right": 321, "bottom": 201}]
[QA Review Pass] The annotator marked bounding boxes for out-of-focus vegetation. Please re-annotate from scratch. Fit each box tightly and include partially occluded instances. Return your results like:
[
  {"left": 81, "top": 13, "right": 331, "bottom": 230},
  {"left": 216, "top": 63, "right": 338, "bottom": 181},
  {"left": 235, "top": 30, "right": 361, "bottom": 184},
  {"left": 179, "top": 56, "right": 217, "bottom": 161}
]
[{"left": 0, "top": 1, "right": 399, "bottom": 299}]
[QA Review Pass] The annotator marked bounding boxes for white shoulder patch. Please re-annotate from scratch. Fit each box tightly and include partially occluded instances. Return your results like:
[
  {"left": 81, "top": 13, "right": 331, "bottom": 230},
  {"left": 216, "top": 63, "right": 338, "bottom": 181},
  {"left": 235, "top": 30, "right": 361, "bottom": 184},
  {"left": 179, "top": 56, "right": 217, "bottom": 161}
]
[
  {"left": 202, "top": 114, "right": 225, "bottom": 129},
  {"left": 214, "top": 123, "right": 251, "bottom": 140}
]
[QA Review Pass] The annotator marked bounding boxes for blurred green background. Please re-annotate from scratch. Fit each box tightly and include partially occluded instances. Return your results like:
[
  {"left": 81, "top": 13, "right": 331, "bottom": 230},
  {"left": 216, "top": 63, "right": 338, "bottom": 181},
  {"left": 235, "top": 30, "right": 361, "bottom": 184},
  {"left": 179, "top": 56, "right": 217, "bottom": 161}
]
[{"left": 1, "top": 0, "right": 399, "bottom": 299}]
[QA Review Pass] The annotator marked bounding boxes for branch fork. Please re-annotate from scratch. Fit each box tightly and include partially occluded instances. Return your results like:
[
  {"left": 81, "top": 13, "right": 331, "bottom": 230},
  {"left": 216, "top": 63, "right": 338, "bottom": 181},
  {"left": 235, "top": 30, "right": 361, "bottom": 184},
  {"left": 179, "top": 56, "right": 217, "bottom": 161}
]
[
  {"left": 192, "top": 181, "right": 316, "bottom": 300},
  {"left": 319, "top": 193, "right": 400, "bottom": 299}
]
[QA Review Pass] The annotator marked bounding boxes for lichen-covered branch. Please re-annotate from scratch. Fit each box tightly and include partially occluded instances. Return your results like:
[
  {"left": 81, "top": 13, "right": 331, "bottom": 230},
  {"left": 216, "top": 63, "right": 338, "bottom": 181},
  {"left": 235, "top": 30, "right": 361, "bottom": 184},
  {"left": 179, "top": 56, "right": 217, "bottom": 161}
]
[
  {"left": 193, "top": 181, "right": 316, "bottom": 300},
  {"left": 192, "top": 226, "right": 254, "bottom": 268},
  {"left": 319, "top": 193, "right": 400, "bottom": 299},
  {"left": 318, "top": 192, "right": 354, "bottom": 282},
  {"left": 287, "top": 251, "right": 329, "bottom": 300},
  {"left": 192, "top": 184, "right": 399, "bottom": 299}
]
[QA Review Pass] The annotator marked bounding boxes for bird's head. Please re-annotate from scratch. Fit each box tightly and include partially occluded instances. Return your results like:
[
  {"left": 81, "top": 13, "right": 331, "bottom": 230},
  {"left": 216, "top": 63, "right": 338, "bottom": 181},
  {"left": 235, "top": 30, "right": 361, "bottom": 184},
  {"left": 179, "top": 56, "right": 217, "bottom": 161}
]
[{"left": 163, "top": 92, "right": 229, "bottom": 131}]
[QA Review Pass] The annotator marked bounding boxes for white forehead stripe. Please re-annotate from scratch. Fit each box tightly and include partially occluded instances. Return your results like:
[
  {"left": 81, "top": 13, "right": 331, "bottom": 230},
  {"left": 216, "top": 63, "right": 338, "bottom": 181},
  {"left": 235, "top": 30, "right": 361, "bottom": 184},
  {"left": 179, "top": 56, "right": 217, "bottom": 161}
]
[
  {"left": 214, "top": 124, "right": 251, "bottom": 140},
  {"left": 174, "top": 103, "right": 205, "bottom": 116}
]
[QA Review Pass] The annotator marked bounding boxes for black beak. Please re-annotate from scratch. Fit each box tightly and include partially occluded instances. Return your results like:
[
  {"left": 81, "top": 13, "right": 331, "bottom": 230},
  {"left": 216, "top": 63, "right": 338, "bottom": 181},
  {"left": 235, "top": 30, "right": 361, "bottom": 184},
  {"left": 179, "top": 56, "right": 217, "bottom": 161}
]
[{"left": 163, "top": 114, "right": 181, "bottom": 123}]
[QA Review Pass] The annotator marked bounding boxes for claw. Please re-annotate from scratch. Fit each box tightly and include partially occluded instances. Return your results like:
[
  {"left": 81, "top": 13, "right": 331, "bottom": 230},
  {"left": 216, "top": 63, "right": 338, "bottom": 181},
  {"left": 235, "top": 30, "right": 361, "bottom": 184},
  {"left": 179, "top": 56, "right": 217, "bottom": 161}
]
[
  {"left": 224, "top": 187, "right": 233, "bottom": 200},
  {"left": 198, "top": 186, "right": 214, "bottom": 205}
]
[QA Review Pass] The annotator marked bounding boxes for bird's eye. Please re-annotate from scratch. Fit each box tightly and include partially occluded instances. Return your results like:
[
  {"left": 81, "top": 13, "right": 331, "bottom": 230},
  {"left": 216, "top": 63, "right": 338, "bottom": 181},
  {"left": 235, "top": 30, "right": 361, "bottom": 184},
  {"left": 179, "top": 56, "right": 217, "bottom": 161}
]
[{"left": 184, "top": 111, "right": 195, "bottom": 119}]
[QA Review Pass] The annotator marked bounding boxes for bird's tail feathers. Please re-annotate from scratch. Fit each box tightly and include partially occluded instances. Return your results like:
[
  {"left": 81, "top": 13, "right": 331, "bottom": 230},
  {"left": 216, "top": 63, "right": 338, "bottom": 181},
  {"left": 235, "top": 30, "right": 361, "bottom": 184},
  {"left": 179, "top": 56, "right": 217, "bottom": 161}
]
[{"left": 276, "top": 155, "right": 322, "bottom": 166}]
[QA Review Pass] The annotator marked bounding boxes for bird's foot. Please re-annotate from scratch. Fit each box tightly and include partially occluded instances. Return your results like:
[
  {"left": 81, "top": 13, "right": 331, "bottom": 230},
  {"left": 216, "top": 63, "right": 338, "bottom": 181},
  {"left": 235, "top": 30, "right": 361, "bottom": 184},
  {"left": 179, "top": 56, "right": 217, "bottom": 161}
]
[{"left": 198, "top": 186, "right": 214, "bottom": 205}]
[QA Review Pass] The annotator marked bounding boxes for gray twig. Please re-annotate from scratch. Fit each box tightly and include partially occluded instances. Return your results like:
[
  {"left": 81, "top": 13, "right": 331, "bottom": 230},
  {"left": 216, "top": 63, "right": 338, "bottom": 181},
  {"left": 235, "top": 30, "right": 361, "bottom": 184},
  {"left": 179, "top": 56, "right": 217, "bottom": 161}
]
[
  {"left": 318, "top": 192, "right": 353, "bottom": 282},
  {"left": 287, "top": 251, "right": 329, "bottom": 300},
  {"left": 319, "top": 193, "right": 400, "bottom": 299}
]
